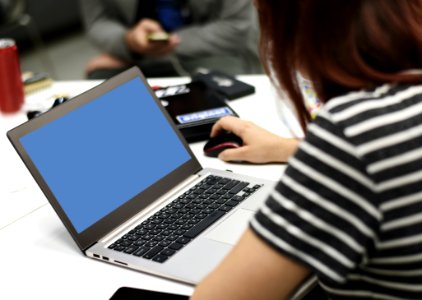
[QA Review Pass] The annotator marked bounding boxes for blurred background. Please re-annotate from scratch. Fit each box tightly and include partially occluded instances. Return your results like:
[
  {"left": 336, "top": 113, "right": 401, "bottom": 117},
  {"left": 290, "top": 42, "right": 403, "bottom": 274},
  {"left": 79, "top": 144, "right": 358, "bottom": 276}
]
[{"left": 0, "top": 0, "right": 99, "bottom": 80}]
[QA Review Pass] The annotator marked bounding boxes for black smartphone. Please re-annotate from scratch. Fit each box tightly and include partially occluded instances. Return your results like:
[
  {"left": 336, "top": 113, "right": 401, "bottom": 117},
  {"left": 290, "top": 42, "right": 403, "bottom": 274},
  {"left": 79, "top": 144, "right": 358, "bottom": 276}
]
[
  {"left": 110, "top": 287, "right": 189, "bottom": 300},
  {"left": 192, "top": 71, "right": 255, "bottom": 100}
]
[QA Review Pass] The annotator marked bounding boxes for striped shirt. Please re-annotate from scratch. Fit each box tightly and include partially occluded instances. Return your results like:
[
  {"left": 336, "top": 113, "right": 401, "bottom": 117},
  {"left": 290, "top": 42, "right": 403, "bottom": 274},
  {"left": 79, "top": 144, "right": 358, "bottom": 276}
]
[{"left": 251, "top": 84, "right": 422, "bottom": 299}]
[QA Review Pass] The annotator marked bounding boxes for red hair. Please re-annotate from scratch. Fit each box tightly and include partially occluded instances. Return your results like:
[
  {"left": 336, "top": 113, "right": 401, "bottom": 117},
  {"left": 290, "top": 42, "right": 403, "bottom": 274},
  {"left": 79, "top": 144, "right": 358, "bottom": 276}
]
[{"left": 255, "top": 0, "right": 422, "bottom": 129}]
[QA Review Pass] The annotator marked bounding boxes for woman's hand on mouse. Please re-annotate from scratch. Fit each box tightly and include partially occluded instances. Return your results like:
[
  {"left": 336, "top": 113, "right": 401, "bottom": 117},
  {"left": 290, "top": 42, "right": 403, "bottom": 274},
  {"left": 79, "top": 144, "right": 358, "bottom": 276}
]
[{"left": 210, "top": 116, "right": 300, "bottom": 163}]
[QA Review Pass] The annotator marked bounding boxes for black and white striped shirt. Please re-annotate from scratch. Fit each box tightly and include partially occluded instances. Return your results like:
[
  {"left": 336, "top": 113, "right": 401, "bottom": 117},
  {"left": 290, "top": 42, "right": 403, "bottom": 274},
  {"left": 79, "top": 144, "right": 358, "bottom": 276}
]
[{"left": 251, "top": 84, "right": 422, "bottom": 299}]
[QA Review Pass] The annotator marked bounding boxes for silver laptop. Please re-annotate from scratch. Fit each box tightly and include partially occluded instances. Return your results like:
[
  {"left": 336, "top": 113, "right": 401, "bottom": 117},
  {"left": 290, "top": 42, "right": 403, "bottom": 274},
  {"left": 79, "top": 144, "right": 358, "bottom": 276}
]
[{"left": 7, "top": 67, "right": 274, "bottom": 284}]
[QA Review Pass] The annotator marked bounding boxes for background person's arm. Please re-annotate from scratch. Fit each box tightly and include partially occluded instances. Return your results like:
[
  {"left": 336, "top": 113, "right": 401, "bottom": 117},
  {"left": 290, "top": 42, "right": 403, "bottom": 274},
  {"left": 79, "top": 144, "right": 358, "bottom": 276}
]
[
  {"left": 80, "top": 0, "right": 134, "bottom": 61},
  {"left": 174, "top": 0, "right": 258, "bottom": 58},
  {"left": 191, "top": 229, "right": 310, "bottom": 300}
]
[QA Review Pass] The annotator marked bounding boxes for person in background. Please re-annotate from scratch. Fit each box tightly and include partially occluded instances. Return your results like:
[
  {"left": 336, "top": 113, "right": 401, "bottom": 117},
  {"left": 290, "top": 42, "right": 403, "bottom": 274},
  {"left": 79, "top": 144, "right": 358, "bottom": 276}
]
[
  {"left": 191, "top": 0, "right": 422, "bottom": 299},
  {"left": 79, "top": 0, "right": 262, "bottom": 79}
]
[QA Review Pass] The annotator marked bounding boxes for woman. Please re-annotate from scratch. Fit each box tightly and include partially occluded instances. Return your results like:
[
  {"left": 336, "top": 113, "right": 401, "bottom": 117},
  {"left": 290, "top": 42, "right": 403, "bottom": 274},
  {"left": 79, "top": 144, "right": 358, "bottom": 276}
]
[{"left": 191, "top": 0, "right": 422, "bottom": 299}]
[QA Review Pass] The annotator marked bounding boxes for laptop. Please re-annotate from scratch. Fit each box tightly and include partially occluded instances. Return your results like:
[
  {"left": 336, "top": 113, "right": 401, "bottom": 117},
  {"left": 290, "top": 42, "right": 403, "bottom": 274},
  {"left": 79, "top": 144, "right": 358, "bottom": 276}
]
[{"left": 7, "top": 66, "right": 274, "bottom": 284}]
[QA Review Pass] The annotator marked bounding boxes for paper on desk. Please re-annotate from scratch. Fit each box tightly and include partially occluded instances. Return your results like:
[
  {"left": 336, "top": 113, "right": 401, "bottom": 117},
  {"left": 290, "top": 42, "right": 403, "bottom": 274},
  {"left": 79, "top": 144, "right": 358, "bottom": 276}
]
[
  {"left": 0, "top": 144, "right": 47, "bottom": 230},
  {"left": 0, "top": 132, "right": 47, "bottom": 230},
  {"left": 0, "top": 185, "right": 46, "bottom": 230}
]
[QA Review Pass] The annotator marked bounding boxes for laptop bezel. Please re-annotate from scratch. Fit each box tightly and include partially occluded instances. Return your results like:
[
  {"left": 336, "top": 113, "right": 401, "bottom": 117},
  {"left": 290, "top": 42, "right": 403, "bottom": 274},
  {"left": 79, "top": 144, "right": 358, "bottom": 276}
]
[{"left": 7, "top": 66, "right": 202, "bottom": 251}]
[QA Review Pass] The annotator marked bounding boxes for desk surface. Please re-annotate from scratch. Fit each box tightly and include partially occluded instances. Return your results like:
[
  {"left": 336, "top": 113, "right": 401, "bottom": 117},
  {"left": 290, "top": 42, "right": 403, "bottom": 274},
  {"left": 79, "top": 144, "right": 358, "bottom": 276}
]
[{"left": 0, "top": 75, "right": 302, "bottom": 300}]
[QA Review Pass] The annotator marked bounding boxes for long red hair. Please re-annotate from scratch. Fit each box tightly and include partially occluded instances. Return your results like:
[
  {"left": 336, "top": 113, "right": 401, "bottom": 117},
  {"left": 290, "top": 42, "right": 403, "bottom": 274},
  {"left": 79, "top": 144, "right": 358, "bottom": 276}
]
[{"left": 255, "top": 0, "right": 422, "bottom": 129}]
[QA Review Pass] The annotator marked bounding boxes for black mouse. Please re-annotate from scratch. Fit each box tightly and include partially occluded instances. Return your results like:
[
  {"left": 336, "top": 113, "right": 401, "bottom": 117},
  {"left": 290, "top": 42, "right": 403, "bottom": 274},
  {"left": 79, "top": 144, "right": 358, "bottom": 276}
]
[{"left": 203, "top": 132, "right": 243, "bottom": 157}]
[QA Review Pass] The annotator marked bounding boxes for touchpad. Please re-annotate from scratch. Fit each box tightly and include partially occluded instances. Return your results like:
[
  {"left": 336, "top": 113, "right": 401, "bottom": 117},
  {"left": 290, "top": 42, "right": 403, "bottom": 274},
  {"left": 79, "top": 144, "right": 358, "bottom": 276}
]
[{"left": 205, "top": 209, "right": 254, "bottom": 245}]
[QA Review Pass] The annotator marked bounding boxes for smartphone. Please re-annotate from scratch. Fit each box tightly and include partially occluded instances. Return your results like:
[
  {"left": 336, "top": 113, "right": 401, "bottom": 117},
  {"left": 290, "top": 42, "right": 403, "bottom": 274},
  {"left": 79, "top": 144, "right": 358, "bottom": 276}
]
[
  {"left": 192, "top": 71, "right": 255, "bottom": 100},
  {"left": 148, "top": 32, "right": 170, "bottom": 42},
  {"left": 110, "top": 287, "right": 189, "bottom": 300}
]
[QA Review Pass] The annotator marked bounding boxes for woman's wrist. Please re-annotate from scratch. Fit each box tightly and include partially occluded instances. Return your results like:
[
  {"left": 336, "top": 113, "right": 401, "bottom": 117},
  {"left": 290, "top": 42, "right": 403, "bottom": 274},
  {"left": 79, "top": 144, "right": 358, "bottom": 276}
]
[{"left": 271, "top": 138, "right": 300, "bottom": 163}]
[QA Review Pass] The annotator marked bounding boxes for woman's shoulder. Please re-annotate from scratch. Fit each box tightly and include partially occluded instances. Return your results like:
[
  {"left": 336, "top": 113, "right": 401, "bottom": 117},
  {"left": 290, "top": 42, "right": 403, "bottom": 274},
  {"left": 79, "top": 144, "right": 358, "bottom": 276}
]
[
  {"left": 321, "top": 83, "right": 422, "bottom": 126},
  {"left": 311, "top": 83, "right": 422, "bottom": 162}
]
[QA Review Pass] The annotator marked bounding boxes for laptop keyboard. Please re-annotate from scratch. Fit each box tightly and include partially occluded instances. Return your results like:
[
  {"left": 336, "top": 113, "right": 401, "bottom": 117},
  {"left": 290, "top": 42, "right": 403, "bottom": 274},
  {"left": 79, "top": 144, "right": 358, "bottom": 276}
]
[{"left": 108, "top": 175, "right": 262, "bottom": 263}]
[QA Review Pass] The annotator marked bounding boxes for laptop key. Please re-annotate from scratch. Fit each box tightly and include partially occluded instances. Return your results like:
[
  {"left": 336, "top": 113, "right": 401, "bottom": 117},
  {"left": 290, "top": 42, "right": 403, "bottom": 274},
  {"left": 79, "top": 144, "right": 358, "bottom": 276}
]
[
  {"left": 219, "top": 178, "right": 230, "bottom": 185},
  {"left": 157, "top": 223, "right": 169, "bottom": 229},
  {"left": 219, "top": 205, "right": 233, "bottom": 212},
  {"left": 169, "top": 242, "right": 184, "bottom": 250},
  {"left": 175, "top": 219, "right": 186, "bottom": 225},
  {"left": 164, "top": 219, "right": 175, "bottom": 224},
  {"left": 127, "top": 235, "right": 140, "bottom": 241},
  {"left": 203, "top": 198, "right": 214, "bottom": 205},
  {"left": 229, "top": 182, "right": 249, "bottom": 194},
  {"left": 119, "top": 240, "right": 133, "bottom": 247},
  {"left": 152, "top": 254, "right": 169, "bottom": 263},
  {"left": 135, "top": 229, "right": 148, "bottom": 235},
  {"left": 181, "top": 223, "right": 193, "bottom": 230},
  {"left": 124, "top": 246, "right": 138, "bottom": 254},
  {"left": 226, "top": 200, "right": 239, "bottom": 207},
  {"left": 150, "top": 228, "right": 162, "bottom": 235},
  {"left": 164, "top": 208, "right": 178, "bottom": 214},
  {"left": 161, "top": 249, "right": 176, "bottom": 257},
  {"left": 141, "top": 234, "right": 153, "bottom": 241},
  {"left": 223, "top": 180, "right": 239, "bottom": 190},
  {"left": 161, "top": 230, "right": 172, "bottom": 236},
  {"left": 188, "top": 218, "right": 201, "bottom": 224},
  {"left": 159, "top": 240, "right": 172, "bottom": 247},
  {"left": 208, "top": 203, "right": 220, "bottom": 209},
  {"left": 166, "top": 234, "right": 179, "bottom": 241},
  {"left": 133, "top": 240, "right": 146, "bottom": 247},
  {"left": 184, "top": 210, "right": 226, "bottom": 239},
  {"left": 153, "top": 235, "right": 165, "bottom": 241},
  {"left": 243, "top": 188, "right": 254, "bottom": 194},
  {"left": 203, "top": 208, "right": 214, "bottom": 214},
  {"left": 190, "top": 208, "right": 202, "bottom": 214},
  {"left": 168, "top": 224, "right": 179, "bottom": 230},
  {"left": 174, "top": 229, "right": 186, "bottom": 235},
  {"left": 216, "top": 197, "right": 228, "bottom": 204},
  {"left": 176, "top": 237, "right": 191, "bottom": 244},
  {"left": 143, "top": 224, "right": 156, "bottom": 230},
  {"left": 113, "top": 245, "right": 126, "bottom": 252},
  {"left": 143, "top": 246, "right": 164, "bottom": 259},
  {"left": 133, "top": 247, "right": 150, "bottom": 257},
  {"left": 232, "top": 195, "right": 244, "bottom": 202},
  {"left": 196, "top": 213, "right": 207, "bottom": 219},
  {"left": 150, "top": 218, "right": 163, "bottom": 224},
  {"left": 145, "top": 241, "right": 158, "bottom": 248}
]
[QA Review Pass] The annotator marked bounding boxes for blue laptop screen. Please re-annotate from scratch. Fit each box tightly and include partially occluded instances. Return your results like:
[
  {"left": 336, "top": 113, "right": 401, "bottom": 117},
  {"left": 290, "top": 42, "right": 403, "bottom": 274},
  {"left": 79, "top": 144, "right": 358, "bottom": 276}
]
[{"left": 20, "top": 77, "right": 191, "bottom": 233}]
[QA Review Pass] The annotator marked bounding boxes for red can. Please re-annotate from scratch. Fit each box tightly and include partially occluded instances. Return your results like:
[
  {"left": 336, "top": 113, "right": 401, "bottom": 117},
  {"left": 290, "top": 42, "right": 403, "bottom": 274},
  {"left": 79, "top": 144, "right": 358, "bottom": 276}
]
[{"left": 0, "top": 39, "right": 24, "bottom": 113}]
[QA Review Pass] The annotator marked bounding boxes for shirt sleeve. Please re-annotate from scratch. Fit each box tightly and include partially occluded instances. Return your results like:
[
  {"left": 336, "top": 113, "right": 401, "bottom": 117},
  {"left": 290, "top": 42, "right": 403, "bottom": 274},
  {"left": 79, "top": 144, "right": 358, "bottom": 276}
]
[
  {"left": 174, "top": 0, "right": 257, "bottom": 58},
  {"left": 80, "top": 0, "right": 133, "bottom": 61},
  {"left": 250, "top": 108, "right": 382, "bottom": 284}
]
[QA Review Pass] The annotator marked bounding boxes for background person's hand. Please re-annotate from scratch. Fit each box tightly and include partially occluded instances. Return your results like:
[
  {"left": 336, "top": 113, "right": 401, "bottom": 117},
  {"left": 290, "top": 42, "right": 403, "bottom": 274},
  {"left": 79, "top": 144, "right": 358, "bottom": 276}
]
[
  {"left": 125, "top": 19, "right": 180, "bottom": 56},
  {"left": 85, "top": 53, "right": 129, "bottom": 75},
  {"left": 210, "top": 116, "right": 300, "bottom": 163}
]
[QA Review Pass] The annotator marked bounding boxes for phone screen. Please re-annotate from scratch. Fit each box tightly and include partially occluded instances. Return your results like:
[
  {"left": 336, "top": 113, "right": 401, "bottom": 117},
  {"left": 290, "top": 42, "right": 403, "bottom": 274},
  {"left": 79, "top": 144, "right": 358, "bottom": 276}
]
[
  {"left": 110, "top": 287, "right": 190, "bottom": 300},
  {"left": 148, "top": 32, "right": 170, "bottom": 42}
]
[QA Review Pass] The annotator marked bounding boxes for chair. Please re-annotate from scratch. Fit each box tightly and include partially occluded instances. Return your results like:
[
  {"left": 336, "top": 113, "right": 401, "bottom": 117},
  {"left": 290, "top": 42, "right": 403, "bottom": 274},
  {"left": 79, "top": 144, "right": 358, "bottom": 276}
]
[{"left": 0, "top": 0, "right": 56, "bottom": 77}]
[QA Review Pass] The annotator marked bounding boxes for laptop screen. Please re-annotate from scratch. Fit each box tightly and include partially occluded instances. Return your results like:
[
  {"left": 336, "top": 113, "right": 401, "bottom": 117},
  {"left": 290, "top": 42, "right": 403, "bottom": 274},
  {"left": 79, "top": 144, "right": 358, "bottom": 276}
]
[{"left": 19, "top": 77, "right": 191, "bottom": 233}]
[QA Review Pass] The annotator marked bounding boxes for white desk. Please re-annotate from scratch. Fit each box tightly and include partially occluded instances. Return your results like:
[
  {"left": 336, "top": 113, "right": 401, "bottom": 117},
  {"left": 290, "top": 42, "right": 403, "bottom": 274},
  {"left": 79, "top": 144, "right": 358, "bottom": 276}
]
[{"left": 0, "top": 75, "right": 302, "bottom": 300}]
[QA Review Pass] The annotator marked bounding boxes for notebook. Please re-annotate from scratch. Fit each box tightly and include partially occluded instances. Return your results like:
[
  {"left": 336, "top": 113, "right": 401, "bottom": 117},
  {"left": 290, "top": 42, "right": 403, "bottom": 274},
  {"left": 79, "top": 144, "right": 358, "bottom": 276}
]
[
  {"left": 7, "top": 66, "right": 274, "bottom": 284},
  {"left": 156, "top": 80, "right": 238, "bottom": 142}
]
